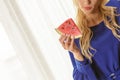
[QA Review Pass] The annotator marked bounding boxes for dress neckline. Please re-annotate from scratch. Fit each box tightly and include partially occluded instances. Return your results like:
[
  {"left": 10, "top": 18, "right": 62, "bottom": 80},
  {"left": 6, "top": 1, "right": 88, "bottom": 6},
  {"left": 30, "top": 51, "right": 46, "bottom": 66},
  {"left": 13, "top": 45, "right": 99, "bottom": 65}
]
[
  {"left": 90, "top": 21, "right": 105, "bottom": 32},
  {"left": 89, "top": 20, "right": 104, "bottom": 28}
]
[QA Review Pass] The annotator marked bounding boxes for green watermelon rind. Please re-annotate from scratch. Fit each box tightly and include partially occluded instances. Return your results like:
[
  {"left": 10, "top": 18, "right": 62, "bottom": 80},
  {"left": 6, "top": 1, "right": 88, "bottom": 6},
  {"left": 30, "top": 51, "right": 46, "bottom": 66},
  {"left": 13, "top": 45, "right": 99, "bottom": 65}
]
[{"left": 55, "top": 28, "right": 82, "bottom": 39}]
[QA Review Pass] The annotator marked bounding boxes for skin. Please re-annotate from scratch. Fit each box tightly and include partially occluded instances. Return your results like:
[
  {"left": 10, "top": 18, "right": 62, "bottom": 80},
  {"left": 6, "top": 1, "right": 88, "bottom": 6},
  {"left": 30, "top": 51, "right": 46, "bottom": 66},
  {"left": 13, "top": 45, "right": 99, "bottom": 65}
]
[
  {"left": 59, "top": 0, "right": 103, "bottom": 61},
  {"left": 78, "top": 0, "right": 101, "bottom": 15},
  {"left": 79, "top": 0, "right": 103, "bottom": 27},
  {"left": 59, "top": 34, "right": 84, "bottom": 61}
]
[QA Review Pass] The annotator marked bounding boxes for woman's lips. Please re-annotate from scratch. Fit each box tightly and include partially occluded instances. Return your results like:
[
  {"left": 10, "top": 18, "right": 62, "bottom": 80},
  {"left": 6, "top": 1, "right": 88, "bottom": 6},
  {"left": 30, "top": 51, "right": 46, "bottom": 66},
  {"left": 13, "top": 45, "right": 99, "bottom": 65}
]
[{"left": 84, "top": 7, "right": 92, "bottom": 10}]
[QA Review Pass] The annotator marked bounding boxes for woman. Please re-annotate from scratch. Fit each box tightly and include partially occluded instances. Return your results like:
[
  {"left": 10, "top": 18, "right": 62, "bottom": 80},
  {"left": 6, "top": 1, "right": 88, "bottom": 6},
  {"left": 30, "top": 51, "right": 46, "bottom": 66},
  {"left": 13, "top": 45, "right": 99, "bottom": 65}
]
[{"left": 59, "top": 0, "right": 120, "bottom": 80}]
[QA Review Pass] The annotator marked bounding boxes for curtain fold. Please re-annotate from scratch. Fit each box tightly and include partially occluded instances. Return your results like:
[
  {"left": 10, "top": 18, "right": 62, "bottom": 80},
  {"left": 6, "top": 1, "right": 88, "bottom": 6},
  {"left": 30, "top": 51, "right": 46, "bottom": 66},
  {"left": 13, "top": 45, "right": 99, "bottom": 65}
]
[
  {"left": 0, "top": 0, "right": 75, "bottom": 80},
  {"left": 0, "top": 0, "right": 55, "bottom": 80}
]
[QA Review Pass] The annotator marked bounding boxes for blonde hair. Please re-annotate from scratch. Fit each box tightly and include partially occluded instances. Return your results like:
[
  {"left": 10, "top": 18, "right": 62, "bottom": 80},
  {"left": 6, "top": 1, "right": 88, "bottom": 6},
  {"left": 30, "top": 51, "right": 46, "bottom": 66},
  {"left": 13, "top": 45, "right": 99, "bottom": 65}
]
[{"left": 73, "top": 0, "right": 120, "bottom": 61}]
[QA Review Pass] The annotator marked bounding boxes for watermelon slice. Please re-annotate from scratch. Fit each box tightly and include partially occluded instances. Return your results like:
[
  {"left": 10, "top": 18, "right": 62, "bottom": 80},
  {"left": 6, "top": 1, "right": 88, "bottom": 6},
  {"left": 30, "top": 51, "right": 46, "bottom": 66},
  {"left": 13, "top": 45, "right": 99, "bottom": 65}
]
[{"left": 55, "top": 18, "right": 82, "bottom": 38}]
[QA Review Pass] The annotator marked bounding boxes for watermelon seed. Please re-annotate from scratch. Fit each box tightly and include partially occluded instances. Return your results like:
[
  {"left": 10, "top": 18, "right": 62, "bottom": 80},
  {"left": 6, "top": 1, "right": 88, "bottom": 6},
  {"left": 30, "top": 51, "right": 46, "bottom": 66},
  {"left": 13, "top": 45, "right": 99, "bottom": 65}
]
[
  {"left": 68, "top": 21, "right": 71, "bottom": 24},
  {"left": 61, "top": 27, "right": 64, "bottom": 29},
  {"left": 72, "top": 27, "right": 75, "bottom": 29}
]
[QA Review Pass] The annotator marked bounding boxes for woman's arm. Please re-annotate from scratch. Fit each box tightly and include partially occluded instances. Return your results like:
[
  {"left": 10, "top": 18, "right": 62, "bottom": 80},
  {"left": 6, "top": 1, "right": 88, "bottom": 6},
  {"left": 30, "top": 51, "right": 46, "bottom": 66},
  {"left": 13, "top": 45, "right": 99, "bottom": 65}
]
[
  {"left": 59, "top": 34, "right": 98, "bottom": 80},
  {"left": 69, "top": 51, "right": 97, "bottom": 80}
]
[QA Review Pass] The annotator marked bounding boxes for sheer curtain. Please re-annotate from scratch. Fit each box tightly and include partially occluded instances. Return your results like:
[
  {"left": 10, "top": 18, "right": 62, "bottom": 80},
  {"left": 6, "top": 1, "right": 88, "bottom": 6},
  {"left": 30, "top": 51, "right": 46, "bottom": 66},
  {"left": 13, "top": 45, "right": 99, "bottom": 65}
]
[
  {"left": 0, "top": 22, "right": 28, "bottom": 80},
  {"left": 0, "top": 0, "right": 76, "bottom": 80}
]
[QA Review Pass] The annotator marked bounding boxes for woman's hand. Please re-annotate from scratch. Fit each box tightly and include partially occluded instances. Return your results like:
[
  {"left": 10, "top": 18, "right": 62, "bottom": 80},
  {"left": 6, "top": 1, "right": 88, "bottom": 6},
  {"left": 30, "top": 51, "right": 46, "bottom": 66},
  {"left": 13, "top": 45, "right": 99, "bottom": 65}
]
[{"left": 59, "top": 34, "right": 84, "bottom": 61}]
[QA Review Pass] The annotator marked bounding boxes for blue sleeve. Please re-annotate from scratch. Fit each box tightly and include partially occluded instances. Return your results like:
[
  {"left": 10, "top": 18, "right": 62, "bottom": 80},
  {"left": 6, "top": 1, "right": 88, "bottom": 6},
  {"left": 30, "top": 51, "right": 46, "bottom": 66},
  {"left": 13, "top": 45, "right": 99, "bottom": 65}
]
[
  {"left": 68, "top": 38, "right": 98, "bottom": 80},
  {"left": 69, "top": 51, "right": 97, "bottom": 80}
]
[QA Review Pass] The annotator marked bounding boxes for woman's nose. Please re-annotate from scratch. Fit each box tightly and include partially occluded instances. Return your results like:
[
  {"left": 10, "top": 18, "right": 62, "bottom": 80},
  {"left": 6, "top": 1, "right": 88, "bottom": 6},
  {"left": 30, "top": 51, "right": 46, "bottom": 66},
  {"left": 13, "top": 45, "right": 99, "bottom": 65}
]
[{"left": 84, "top": 0, "right": 91, "bottom": 5}]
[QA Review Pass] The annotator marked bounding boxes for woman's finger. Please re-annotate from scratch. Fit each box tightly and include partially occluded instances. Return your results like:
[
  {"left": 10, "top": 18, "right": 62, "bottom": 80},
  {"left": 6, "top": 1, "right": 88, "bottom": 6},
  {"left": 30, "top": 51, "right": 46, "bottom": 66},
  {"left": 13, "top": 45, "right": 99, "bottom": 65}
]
[
  {"left": 69, "top": 36, "right": 75, "bottom": 51},
  {"left": 64, "top": 34, "right": 71, "bottom": 49},
  {"left": 59, "top": 34, "right": 66, "bottom": 44}
]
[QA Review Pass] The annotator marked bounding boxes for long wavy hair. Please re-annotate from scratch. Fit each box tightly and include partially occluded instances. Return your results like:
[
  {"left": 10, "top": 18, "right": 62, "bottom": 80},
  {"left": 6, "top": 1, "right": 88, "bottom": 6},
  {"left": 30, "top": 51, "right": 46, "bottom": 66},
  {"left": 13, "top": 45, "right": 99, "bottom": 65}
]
[{"left": 72, "top": 0, "right": 120, "bottom": 61}]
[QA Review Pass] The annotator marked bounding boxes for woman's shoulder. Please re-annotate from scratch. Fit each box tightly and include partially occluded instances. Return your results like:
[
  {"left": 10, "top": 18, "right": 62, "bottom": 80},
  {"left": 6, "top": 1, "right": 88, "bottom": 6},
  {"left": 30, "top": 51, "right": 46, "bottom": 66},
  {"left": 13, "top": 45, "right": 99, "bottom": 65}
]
[
  {"left": 115, "top": 7, "right": 120, "bottom": 13},
  {"left": 106, "top": 0, "right": 120, "bottom": 8},
  {"left": 115, "top": 7, "right": 120, "bottom": 25}
]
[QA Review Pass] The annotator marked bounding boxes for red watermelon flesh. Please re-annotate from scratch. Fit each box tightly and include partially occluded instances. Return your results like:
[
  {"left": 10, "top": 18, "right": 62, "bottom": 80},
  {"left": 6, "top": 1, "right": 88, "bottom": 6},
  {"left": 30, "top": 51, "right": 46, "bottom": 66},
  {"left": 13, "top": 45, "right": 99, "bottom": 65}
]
[{"left": 55, "top": 18, "right": 82, "bottom": 38}]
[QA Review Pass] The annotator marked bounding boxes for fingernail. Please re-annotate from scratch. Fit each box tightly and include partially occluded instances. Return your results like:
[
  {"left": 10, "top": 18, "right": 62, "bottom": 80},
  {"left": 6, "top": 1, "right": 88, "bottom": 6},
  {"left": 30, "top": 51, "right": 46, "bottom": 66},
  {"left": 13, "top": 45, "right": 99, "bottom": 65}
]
[
  {"left": 66, "top": 34, "right": 68, "bottom": 36},
  {"left": 68, "top": 34, "right": 70, "bottom": 37},
  {"left": 63, "top": 33, "right": 66, "bottom": 36},
  {"left": 71, "top": 36, "right": 74, "bottom": 39}
]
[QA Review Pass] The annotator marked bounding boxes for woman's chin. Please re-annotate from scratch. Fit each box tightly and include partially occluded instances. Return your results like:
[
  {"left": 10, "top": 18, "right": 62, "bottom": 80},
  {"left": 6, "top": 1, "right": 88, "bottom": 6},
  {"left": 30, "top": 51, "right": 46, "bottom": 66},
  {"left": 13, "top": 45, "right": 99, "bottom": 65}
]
[{"left": 83, "top": 11, "right": 93, "bottom": 15}]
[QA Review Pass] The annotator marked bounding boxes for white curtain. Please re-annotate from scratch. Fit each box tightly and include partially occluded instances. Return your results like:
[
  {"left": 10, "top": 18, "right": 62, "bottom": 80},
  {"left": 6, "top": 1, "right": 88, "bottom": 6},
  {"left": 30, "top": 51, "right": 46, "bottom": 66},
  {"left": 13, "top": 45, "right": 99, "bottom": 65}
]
[{"left": 0, "top": 0, "right": 76, "bottom": 80}]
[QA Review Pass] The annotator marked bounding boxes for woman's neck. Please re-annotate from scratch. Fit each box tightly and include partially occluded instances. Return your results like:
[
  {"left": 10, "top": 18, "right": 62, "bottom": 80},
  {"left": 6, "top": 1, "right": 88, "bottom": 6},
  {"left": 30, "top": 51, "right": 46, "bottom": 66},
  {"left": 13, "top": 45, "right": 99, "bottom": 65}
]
[{"left": 86, "top": 12, "right": 103, "bottom": 27}]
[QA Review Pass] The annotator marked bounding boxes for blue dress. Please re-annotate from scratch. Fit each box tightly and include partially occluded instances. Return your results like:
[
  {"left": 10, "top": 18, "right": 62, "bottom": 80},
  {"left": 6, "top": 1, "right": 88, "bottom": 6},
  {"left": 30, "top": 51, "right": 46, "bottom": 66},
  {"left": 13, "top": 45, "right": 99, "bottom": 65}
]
[
  {"left": 68, "top": 8, "right": 120, "bottom": 80},
  {"left": 106, "top": 0, "right": 120, "bottom": 8}
]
